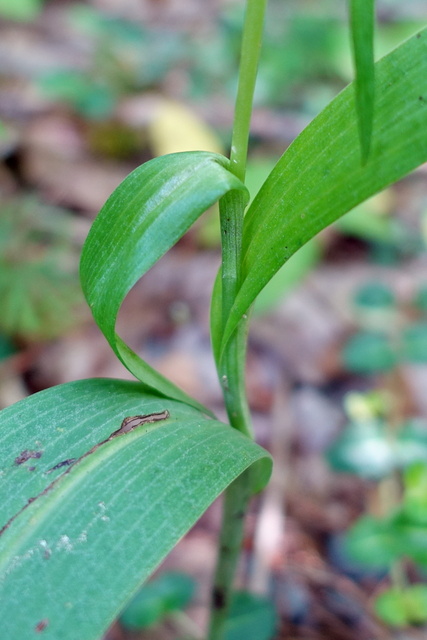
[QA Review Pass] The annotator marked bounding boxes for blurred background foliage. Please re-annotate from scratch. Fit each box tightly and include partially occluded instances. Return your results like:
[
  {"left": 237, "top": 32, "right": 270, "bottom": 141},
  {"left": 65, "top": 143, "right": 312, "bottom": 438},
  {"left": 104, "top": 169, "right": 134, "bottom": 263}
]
[{"left": 0, "top": 197, "right": 82, "bottom": 343}]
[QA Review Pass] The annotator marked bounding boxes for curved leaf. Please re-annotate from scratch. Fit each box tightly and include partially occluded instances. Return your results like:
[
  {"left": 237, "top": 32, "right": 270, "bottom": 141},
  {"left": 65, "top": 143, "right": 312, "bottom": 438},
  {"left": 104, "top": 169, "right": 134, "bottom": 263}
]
[
  {"left": 350, "top": 0, "right": 376, "bottom": 161},
  {"left": 0, "top": 379, "right": 271, "bottom": 640},
  {"left": 80, "top": 151, "right": 247, "bottom": 412},
  {"left": 220, "top": 29, "right": 427, "bottom": 354}
]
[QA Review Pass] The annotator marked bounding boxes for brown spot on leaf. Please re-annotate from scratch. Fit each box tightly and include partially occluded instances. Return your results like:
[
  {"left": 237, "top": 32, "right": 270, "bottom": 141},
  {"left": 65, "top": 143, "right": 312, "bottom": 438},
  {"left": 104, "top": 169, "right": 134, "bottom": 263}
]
[
  {"left": 15, "top": 450, "right": 42, "bottom": 465},
  {"left": 35, "top": 619, "right": 49, "bottom": 632},
  {"left": 47, "top": 458, "right": 76, "bottom": 473},
  {"left": 1, "top": 411, "right": 169, "bottom": 538}
]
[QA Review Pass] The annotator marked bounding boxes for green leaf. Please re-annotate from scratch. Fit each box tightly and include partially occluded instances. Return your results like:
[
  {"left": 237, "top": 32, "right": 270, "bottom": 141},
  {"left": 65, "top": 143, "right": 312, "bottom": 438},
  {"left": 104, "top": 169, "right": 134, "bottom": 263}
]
[
  {"left": 153, "top": 571, "right": 195, "bottom": 611},
  {"left": 352, "top": 281, "right": 397, "bottom": 332},
  {"left": 0, "top": 197, "right": 82, "bottom": 342},
  {"left": 413, "top": 284, "right": 427, "bottom": 314},
  {"left": 385, "top": 510, "right": 427, "bottom": 567},
  {"left": 254, "top": 239, "right": 321, "bottom": 315},
  {"left": 374, "top": 585, "right": 427, "bottom": 627},
  {"left": 374, "top": 589, "right": 410, "bottom": 627},
  {"left": 0, "top": 0, "right": 43, "bottom": 20},
  {"left": 328, "top": 420, "right": 427, "bottom": 480},
  {"left": 401, "top": 322, "right": 427, "bottom": 364},
  {"left": 220, "top": 29, "right": 427, "bottom": 355},
  {"left": 396, "top": 426, "right": 427, "bottom": 473},
  {"left": 80, "top": 151, "right": 247, "bottom": 413},
  {"left": 347, "top": 508, "right": 427, "bottom": 571},
  {"left": 39, "top": 71, "right": 117, "bottom": 119},
  {"left": 350, "top": 0, "right": 376, "bottom": 162},
  {"left": 402, "top": 462, "right": 427, "bottom": 525},
  {"left": 120, "top": 589, "right": 164, "bottom": 630},
  {"left": 345, "top": 515, "right": 400, "bottom": 570},
  {"left": 0, "top": 379, "right": 271, "bottom": 640},
  {"left": 342, "top": 331, "right": 397, "bottom": 374},
  {"left": 327, "top": 419, "right": 394, "bottom": 480},
  {"left": 225, "top": 591, "right": 277, "bottom": 640},
  {"left": 353, "top": 281, "right": 395, "bottom": 311},
  {"left": 0, "top": 333, "right": 18, "bottom": 361}
]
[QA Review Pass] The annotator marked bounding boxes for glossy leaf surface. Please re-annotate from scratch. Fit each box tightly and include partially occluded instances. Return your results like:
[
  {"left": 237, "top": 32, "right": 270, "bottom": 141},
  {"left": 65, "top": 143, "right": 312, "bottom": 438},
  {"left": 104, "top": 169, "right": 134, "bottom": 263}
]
[
  {"left": 0, "top": 379, "right": 271, "bottom": 640},
  {"left": 220, "top": 29, "right": 427, "bottom": 354},
  {"left": 80, "top": 151, "right": 247, "bottom": 412}
]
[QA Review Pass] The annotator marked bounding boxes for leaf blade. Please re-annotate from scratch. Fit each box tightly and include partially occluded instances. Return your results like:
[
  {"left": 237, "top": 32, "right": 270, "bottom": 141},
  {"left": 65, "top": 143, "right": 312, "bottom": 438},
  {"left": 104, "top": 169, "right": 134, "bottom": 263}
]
[
  {"left": 80, "top": 151, "right": 247, "bottom": 411},
  {"left": 0, "top": 379, "right": 271, "bottom": 640},
  {"left": 350, "top": 0, "right": 376, "bottom": 162},
  {"left": 220, "top": 28, "right": 427, "bottom": 354}
]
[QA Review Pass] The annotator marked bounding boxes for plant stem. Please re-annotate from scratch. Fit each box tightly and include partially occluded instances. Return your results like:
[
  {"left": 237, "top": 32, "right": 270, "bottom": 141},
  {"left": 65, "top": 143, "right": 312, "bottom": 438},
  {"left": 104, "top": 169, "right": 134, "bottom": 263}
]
[
  {"left": 219, "top": 190, "right": 252, "bottom": 438},
  {"left": 207, "top": 470, "right": 252, "bottom": 640},
  {"left": 220, "top": 0, "right": 268, "bottom": 433},
  {"left": 229, "top": 0, "right": 268, "bottom": 183},
  {"left": 208, "top": 1, "right": 267, "bottom": 638}
]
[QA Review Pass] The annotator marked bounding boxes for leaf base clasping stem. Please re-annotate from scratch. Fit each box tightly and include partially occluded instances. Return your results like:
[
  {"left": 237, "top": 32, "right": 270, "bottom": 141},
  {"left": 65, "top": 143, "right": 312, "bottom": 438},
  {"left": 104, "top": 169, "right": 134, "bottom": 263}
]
[{"left": 208, "top": 0, "right": 268, "bottom": 638}]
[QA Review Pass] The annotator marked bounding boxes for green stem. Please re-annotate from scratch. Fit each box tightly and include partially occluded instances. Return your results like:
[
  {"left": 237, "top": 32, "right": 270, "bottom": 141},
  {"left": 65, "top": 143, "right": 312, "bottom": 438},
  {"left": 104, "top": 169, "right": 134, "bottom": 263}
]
[
  {"left": 208, "top": 1, "right": 267, "bottom": 638},
  {"left": 207, "top": 471, "right": 252, "bottom": 640},
  {"left": 229, "top": 0, "right": 268, "bottom": 183},
  {"left": 219, "top": 191, "right": 252, "bottom": 438},
  {"left": 220, "top": 0, "right": 268, "bottom": 433}
]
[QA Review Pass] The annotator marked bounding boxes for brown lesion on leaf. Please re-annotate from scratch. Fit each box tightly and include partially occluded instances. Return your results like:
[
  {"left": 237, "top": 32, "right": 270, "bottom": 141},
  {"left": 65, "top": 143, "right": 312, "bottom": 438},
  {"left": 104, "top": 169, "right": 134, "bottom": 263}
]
[
  {"left": 1, "top": 410, "right": 170, "bottom": 537},
  {"left": 35, "top": 619, "right": 49, "bottom": 632},
  {"left": 14, "top": 450, "right": 43, "bottom": 465},
  {"left": 46, "top": 459, "right": 76, "bottom": 473},
  {"left": 108, "top": 411, "right": 170, "bottom": 438}
]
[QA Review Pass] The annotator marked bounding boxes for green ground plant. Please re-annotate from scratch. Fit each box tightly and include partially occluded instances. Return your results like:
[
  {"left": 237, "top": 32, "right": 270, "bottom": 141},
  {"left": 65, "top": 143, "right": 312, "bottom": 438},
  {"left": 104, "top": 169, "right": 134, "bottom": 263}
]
[
  {"left": 0, "top": 197, "right": 83, "bottom": 343},
  {"left": 1, "top": 1, "right": 427, "bottom": 639},
  {"left": 345, "top": 453, "right": 427, "bottom": 627},
  {"left": 119, "top": 572, "right": 276, "bottom": 639},
  {"left": 342, "top": 280, "right": 427, "bottom": 375},
  {"left": 39, "top": 5, "right": 185, "bottom": 121},
  {"left": 328, "top": 283, "right": 427, "bottom": 628}
]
